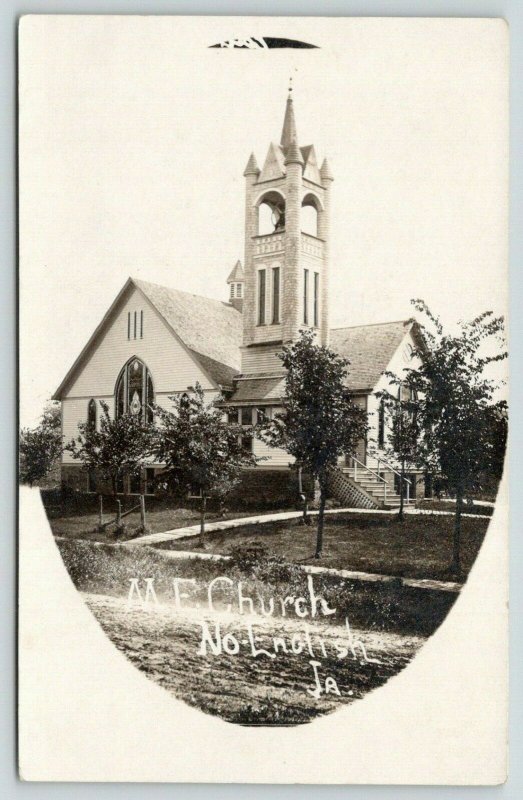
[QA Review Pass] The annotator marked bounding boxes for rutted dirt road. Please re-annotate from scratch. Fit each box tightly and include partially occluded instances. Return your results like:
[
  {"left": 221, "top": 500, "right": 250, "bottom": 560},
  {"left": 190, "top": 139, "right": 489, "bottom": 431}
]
[{"left": 85, "top": 592, "right": 424, "bottom": 726}]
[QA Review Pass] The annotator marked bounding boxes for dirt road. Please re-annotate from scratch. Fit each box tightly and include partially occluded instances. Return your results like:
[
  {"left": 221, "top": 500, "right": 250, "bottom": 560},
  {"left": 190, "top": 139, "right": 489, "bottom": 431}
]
[{"left": 85, "top": 592, "right": 424, "bottom": 726}]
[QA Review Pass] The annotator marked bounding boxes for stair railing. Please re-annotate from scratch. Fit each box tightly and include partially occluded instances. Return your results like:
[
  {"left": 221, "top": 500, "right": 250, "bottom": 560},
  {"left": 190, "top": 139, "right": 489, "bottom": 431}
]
[
  {"left": 367, "top": 450, "right": 412, "bottom": 503},
  {"left": 346, "top": 454, "right": 389, "bottom": 504}
]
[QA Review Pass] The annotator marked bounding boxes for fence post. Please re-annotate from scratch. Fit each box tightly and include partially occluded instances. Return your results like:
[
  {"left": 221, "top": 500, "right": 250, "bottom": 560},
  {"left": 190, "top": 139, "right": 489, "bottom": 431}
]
[
  {"left": 140, "top": 494, "right": 146, "bottom": 528},
  {"left": 99, "top": 494, "right": 103, "bottom": 527},
  {"left": 384, "top": 479, "right": 387, "bottom": 505}
]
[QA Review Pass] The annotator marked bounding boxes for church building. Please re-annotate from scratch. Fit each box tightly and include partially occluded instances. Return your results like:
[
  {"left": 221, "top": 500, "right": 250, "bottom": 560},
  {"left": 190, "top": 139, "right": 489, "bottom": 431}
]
[{"left": 54, "top": 90, "right": 424, "bottom": 509}]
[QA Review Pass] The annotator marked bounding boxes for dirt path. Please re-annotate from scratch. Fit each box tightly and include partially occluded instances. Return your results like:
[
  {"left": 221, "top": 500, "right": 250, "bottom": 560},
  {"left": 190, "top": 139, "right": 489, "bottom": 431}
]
[{"left": 85, "top": 592, "right": 425, "bottom": 726}]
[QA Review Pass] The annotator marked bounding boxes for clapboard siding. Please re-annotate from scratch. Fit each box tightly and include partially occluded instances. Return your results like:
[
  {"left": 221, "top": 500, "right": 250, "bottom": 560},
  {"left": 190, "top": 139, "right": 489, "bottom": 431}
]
[
  {"left": 62, "top": 389, "right": 222, "bottom": 465},
  {"left": 252, "top": 434, "right": 293, "bottom": 467},
  {"left": 61, "top": 396, "right": 110, "bottom": 464},
  {"left": 241, "top": 344, "right": 283, "bottom": 374},
  {"left": 63, "top": 286, "right": 214, "bottom": 398}
]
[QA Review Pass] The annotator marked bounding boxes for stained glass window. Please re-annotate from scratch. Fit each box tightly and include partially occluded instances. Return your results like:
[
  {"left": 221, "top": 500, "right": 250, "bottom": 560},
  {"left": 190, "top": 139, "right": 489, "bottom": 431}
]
[
  {"left": 87, "top": 399, "right": 97, "bottom": 431},
  {"left": 115, "top": 358, "right": 154, "bottom": 423}
]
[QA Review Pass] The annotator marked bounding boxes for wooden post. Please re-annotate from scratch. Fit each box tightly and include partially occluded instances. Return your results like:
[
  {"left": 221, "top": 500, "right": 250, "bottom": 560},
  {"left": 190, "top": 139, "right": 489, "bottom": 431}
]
[
  {"left": 140, "top": 494, "right": 146, "bottom": 528},
  {"left": 99, "top": 495, "right": 103, "bottom": 527}
]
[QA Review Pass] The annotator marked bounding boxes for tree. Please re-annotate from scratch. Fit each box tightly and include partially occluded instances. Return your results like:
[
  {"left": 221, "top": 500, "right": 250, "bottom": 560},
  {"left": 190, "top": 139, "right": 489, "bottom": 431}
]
[
  {"left": 375, "top": 386, "right": 419, "bottom": 520},
  {"left": 19, "top": 402, "right": 63, "bottom": 487},
  {"left": 392, "top": 301, "right": 507, "bottom": 575},
  {"left": 151, "top": 383, "right": 259, "bottom": 543},
  {"left": 66, "top": 401, "right": 152, "bottom": 498},
  {"left": 260, "top": 330, "right": 368, "bottom": 559}
]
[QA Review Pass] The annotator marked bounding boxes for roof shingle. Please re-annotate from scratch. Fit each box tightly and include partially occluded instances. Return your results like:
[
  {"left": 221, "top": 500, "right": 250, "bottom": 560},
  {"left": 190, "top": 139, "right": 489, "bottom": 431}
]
[
  {"left": 330, "top": 321, "right": 410, "bottom": 392},
  {"left": 135, "top": 279, "right": 242, "bottom": 384}
]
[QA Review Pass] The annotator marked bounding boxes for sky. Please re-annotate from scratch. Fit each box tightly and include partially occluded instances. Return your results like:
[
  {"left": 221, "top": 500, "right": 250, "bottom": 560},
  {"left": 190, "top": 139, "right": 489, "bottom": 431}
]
[{"left": 19, "top": 16, "right": 508, "bottom": 426}]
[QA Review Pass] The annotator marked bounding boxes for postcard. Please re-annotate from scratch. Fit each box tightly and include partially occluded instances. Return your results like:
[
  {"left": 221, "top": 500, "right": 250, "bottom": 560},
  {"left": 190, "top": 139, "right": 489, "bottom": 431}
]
[{"left": 18, "top": 15, "right": 509, "bottom": 783}]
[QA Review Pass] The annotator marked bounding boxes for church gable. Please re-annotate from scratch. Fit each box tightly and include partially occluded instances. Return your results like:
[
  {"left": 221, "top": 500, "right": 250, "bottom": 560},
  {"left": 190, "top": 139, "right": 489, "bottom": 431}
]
[{"left": 56, "top": 283, "right": 219, "bottom": 400}]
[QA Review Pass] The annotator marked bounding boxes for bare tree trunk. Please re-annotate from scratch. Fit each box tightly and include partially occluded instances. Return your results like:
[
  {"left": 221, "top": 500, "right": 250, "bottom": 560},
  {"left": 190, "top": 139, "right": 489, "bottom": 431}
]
[
  {"left": 200, "top": 493, "right": 207, "bottom": 548},
  {"left": 315, "top": 477, "right": 327, "bottom": 559},
  {"left": 452, "top": 486, "right": 463, "bottom": 577}
]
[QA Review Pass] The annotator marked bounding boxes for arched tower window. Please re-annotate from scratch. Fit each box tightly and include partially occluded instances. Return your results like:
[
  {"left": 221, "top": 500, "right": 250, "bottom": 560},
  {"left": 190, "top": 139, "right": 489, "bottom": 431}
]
[
  {"left": 115, "top": 358, "right": 154, "bottom": 424},
  {"left": 87, "top": 399, "right": 97, "bottom": 431},
  {"left": 256, "top": 190, "right": 286, "bottom": 236},
  {"left": 301, "top": 193, "right": 321, "bottom": 237}
]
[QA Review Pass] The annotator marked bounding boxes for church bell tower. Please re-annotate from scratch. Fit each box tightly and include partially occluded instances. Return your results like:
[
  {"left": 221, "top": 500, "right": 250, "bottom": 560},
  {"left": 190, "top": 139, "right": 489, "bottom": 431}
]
[{"left": 240, "top": 84, "right": 333, "bottom": 377}]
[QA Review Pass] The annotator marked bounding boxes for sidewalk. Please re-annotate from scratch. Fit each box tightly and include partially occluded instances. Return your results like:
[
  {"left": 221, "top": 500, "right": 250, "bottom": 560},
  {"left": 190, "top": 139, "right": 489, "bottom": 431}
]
[{"left": 124, "top": 504, "right": 491, "bottom": 548}]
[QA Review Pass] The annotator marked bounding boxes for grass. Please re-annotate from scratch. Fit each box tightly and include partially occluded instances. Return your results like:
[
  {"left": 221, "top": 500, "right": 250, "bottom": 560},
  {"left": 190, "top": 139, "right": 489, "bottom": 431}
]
[
  {"left": 158, "top": 512, "right": 490, "bottom": 583},
  {"left": 417, "top": 499, "right": 493, "bottom": 516},
  {"left": 42, "top": 490, "right": 264, "bottom": 543},
  {"left": 57, "top": 538, "right": 457, "bottom": 637}
]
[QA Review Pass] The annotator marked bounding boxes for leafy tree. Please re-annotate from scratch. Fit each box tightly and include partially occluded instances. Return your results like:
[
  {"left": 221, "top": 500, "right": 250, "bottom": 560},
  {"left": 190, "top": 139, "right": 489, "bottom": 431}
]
[
  {"left": 151, "top": 383, "right": 259, "bottom": 543},
  {"left": 19, "top": 402, "right": 63, "bottom": 487},
  {"left": 260, "top": 330, "right": 368, "bottom": 559},
  {"left": 375, "top": 386, "right": 419, "bottom": 520},
  {"left": 66, "top": 402, "right": 152, "bottom": 498},
  {"left": 390, "top": 301, "right": 507, "bottom": 575}
]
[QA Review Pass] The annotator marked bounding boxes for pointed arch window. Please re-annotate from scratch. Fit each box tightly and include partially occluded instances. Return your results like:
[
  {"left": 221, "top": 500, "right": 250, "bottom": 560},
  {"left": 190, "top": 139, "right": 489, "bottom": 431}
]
[
  {"left": 87, "top": 399, "right": 97, "bottom": 431},
  {"left": 115, "top": 358, "right": 154, "bottom": 424}
]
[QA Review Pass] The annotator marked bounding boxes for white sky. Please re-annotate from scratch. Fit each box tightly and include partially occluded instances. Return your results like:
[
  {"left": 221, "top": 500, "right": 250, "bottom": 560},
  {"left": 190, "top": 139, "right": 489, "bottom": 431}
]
[{"left": 19, "top": 17, "right": 508, "bottom": 426}]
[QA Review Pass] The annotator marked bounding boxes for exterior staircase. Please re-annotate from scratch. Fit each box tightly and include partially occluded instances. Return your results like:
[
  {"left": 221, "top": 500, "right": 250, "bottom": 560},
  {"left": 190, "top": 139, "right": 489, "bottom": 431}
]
[{"left": 328, "top": 455, "right": 410, "bottom": 511}]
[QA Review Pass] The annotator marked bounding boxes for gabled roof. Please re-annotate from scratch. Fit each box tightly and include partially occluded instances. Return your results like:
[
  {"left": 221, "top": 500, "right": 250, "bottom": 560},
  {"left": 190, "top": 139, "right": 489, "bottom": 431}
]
[
  {"left": 225, "top": 321, "right": 419, "bottom": 405},
  {"left": 259, "top": 141, "right": 286, "bottom": 182},
  {"left": 226, "top": 260, "right": 244, "bottom": 283},
  {"left": 132, "top": 279, "right": 242, "bottom": 383},
  {"left": 330, "top": 320, "right": 414, "bottom": 392},
  {"left": 53, "top": 278, "right": 243, "bottom": 399}
]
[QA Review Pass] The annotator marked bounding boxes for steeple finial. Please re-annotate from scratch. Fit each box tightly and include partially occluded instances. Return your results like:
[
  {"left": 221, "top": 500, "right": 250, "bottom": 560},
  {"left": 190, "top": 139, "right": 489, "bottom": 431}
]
[{"left": 280, "top": 81, "right": 298, "bottom": 154}]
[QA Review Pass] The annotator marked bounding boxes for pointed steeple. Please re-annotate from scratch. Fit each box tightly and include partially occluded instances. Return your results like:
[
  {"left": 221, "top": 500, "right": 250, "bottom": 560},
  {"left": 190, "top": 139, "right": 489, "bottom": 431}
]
[
  {"left": 226, "top": 259, "right": 244, "bottom": 283},
  {"left": 320, "top": 157, "right": 334, "bottom": 182},
  {"left": 280, "top": 80, "right": 298, "bottom": 154},
  {"left": 243, "top": 152, "right": 260, "bottom": 176}
]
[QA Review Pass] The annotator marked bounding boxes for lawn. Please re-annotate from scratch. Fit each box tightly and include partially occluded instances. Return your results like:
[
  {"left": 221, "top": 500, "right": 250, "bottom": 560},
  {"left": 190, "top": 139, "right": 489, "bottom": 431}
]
[
  {"left": 417, "top": 499, "right": 493, "bottom": 516},
  {"left": 42, "top": 490, "right": 262, "bottom": 543},
  {"left": 158, "top": 512, "right": 490, "bottom": 582}
]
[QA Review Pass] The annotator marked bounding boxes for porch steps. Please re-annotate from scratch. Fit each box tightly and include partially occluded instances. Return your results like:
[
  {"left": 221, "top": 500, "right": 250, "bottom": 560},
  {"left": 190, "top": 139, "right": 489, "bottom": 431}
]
[{"left": 328, "top": 466, "right": 406, "bottom": 510}]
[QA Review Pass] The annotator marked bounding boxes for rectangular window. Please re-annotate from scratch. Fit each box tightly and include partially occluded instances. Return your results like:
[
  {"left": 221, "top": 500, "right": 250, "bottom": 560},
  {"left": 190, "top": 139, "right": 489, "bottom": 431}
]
[
  {"left": 241, "top": 435, "right": 253, "bottom": 453},
  {"left": 116, "top": 474, "right": 125, "bottom": 495},
  {"left": 237, "top": 283, "right": 242, "bottom": 298},
  {"left": 378, "top": 400, "right": 385, "bottom": 448},
  {"left": 256, "top": 407, "right": 268, "bottom": 424},
  {"left": 140, "top": 310, "right": 143, "bottom": 338},
  {"left": 258, "top": 269, "right": 266, "bottom": 325},
  {"left": 129, "top": 471, "right": 141, "bottom": 495},
  {"left": 228, "top": 408, "right": 239, "bottom": 425},
  {"left": 313, "top": 272, "right": 319, "bottom": 327},
  {"left": 133, "top": 311, "right": 137, "bottom": 339},
  {"left": 145, "top": 468, "right": 156, "bottom": 496},
  {"left": 303, "top": 269, "right": 309, "bottom": 324},
  {"left": 230, "top": 284, "right": 235, "bottom": 298},
  {"left": 127, "top": 312, "right": 131, "bottom": 340},
  {"left": 240, "top": 407, "right": 253, "bottom": 426},
  {"left": 87, "top": 469, "right": 97, "bottom": 493},
  {"left": 272, "top": 267, "right": 280, "bottom": 324}
]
